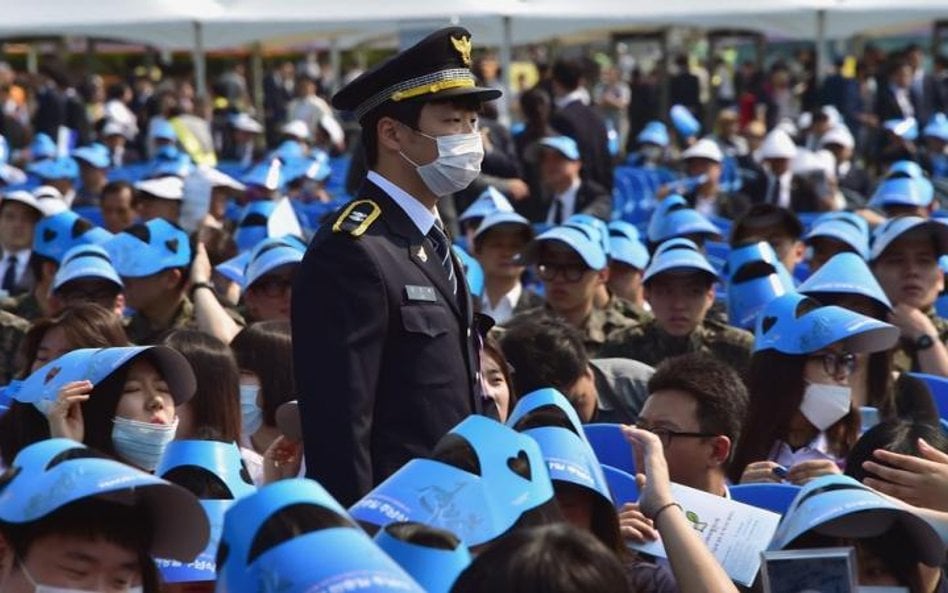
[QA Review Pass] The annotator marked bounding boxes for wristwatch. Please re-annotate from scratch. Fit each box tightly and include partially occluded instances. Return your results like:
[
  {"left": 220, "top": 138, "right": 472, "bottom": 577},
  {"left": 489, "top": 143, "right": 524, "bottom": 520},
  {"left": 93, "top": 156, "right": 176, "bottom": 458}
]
[
  {"left": 189, "top": 281, "right": 216, "bottom": 299},
  {"left": 915, "top": 334, "right": 936, "bottom": 351}
]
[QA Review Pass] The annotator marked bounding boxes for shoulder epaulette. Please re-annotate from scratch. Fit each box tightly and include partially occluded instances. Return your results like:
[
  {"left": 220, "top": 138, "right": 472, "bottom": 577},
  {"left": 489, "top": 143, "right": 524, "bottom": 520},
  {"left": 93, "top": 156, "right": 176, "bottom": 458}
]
[{"left": 332, "top": 199, "right": 381, "bottom": 238}]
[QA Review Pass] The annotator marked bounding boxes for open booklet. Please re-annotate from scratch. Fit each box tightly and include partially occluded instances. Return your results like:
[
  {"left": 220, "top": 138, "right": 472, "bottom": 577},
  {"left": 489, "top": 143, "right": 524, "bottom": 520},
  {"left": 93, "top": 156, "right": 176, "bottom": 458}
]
[{"left": 628, "top": 483, "right": 781, "bottom": 586}]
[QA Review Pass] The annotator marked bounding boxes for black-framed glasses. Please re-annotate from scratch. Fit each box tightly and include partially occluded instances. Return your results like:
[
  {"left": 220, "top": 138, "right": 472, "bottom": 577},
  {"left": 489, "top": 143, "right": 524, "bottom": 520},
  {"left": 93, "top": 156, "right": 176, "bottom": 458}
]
[
  {"left": 810, "top": 351, "right": 857, "bottom": 378},
  {"left": 635, "top": 424, "right": 717, "bottom": 448},
  {"left": 537, "top": 262, "right": 587, "bottom": 283}
]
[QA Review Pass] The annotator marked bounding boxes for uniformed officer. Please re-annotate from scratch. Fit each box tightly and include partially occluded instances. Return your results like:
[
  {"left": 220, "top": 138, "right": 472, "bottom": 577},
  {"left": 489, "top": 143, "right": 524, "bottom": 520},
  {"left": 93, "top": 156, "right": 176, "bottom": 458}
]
[
  {"left": 291, "top": 27, "right": 500, "bottom": 506},
  {"left": 601, "top": 238, "right": 754, "bottom": 376}
]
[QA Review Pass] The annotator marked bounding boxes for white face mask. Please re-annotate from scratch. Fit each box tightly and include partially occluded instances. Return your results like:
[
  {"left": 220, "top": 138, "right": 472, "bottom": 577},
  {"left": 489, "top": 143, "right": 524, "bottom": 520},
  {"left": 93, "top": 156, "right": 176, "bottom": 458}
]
[
  {"left": 111, "top": 416, "right": 178, "bottom": 471},
  {"left": 400, "top": 130, "right": 484, "bottom": 197},
  {"left": 799, "top": 382, "right": 852, "bottom": 431},
  {"left": 18, "top": 557, "right": 143, "bottom": 593},
  {"left": 239, "top": 383, "right": 264, "bottom": 437}
]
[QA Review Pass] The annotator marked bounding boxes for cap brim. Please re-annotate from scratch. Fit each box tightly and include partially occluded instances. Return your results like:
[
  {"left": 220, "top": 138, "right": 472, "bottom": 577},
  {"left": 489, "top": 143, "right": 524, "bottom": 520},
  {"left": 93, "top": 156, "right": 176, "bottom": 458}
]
[
  {"left": 403, "top": 85, "right": 501, "bottom": 105},
  {"left": 142, "top": 346, "right": 197, "bottom": 404},
  {"left": 275, "top": 400, "right": 302, "bottom": 441}
]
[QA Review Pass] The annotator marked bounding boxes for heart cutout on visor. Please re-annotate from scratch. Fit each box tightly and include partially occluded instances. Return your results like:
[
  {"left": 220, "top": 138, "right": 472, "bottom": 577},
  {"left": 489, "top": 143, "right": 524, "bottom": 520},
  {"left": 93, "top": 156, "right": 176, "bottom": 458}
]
[{"left": 507, "top": 450, "right": 532, "bottom": 481}]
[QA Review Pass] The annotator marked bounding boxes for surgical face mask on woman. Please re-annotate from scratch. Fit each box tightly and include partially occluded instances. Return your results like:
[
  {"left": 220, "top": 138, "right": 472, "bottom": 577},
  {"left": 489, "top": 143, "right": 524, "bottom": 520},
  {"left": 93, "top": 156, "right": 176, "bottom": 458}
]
[
  {"left": 799, "top": 382, "right": 852, "bottom": 431},
  {"left": 239, "top": 380, "right": 264, "bottom": 438},
  {"left": 399, "top": 128, "right": 484, "bottom": 197}
]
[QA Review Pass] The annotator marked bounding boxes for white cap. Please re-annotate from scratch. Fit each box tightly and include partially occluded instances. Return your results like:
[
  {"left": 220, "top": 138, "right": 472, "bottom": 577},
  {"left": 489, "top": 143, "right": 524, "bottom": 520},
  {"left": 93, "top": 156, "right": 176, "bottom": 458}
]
[
  {"left": 318, "top": 113, "right": 345, "bottom": 146},
  {"left": 134, "top": 176, "right": 185, "bottom": 201},
  {"left": 280, "top": 120, "right": 310, "bottom": 141},
  {"left": 202, "top": 167, "right": 246, "bottom": 191},
  {"left": 760, "top": 129, "right": 798, "bottom": 160},
  {"left": 1, "top": 190, "right": 43, "bottom": 215},
  {"left": 232, "top": 113, "right": 264, "bottom": 134},
  {"left": 680, "top": 138, "right": 724, "bottom": 163},
  {"left": 102, "top": 119, "right": 132, "bottom": 140},
  {"left": 792, "top": 149, "right": 836, "bottom": 180},
  {"left": 819, "top": 125, "right": 855, "bottom": 150}
]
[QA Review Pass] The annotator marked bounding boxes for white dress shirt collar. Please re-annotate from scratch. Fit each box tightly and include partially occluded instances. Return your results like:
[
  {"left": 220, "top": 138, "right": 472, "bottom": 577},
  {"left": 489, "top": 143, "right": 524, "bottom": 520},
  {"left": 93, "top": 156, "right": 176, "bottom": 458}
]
[{"left": 367, "top": 170, "right": 437, "bottom": 236}]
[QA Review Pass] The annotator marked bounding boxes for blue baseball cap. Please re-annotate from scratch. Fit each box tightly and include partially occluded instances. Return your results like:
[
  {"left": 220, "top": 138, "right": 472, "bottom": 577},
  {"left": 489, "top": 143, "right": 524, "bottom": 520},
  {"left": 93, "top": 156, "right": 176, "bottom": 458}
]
[
  {"left": 71, "top": 143, "right": 111, "bottom": 169},
  {"left": 243, "top": 236, "right": 304, "bottom": 291},
  {"left": 155, "top": 440, "right": 256, "bottom": 583},
  {"left": 30, "top": 133, "right": 57, "bottom": 161},
  {"left": 924, "top": 113, "right": 948, "bottom": 141},
  {"left": 643, "top": 238, "right": 718, "bottom": 284},
  {"left": 0, "top": 438, "right": 208, "bottom": 562},
  {"left": 798, "top": 252, "right": 891, "bottom": 313},
  {"left": 726, "top": 241, "right": 796, "bottom": 331},
  {"left": 887, "top": 160, "right": 926, "bottom": 180},
  {"left": 753, "top": 293, "right": 899, "bottom": 354},
  {"left": 522, "top": 225, "right": 607, "bottom": 271},
  {"left": 804, "top": 219, "right": 870, "bottom": 260},
  {"left": 147, "top": 154, "right": 194, "bottom": 179},
  {"left": 283, "top": 154, "right": 331, "bottom": 183},
  {"left": 769, "top": 475, "right": 943, "bottom": 566},
  {"left": 459, "top": 186, "right": 514, "bottom": 223},
  {"left": 234, "top": 201, "right": 277, "bottom": 252},
  {"left": 472, "top": 210, "right": 531, "bottom": 242},
  {"left": 538, "top": 136, "right": 580, "bottom": 161},
  {"left": 670, "top": 104, "right": 701, "bottom": 139},
  {"left": 219, "top": 478, "right": 423, "bottom": 593},
  {"left": 608, "top": 220, "right": 649, "bottom": 270},
  {"left": 868, "top": 176, "right": 934, "bottom": 209},
  {"left": 649, "top": 204, "right": 722, "bottom": 245},
  {"left": 27, "top": 156, "right": 79, "bottom": 180},
  {"left": 150, "top": 119, "right": 177, "bottom": 141},
  {"left": 11, "top": 346, "right": 196, "bottom": 413},
  {"left": 647, "top": 194, "right": 688, "bottom": 244},
  {"left": 565, "top": 214, "right": 611, "bottom": 259},
  {"left": 884, "top": 117, "right": 919, "bottom": 141},
  {"left": 350, "top": 415, "right": 554, "bottom": 546},
  {"left": 270, "top": 139, "right": 306, "bottom": 162},
  {"left": 52, "top": 244, "right": 122, "bottom": 293},
  {"left": 216, "top": 250, "right": 252, "bottom": 285},
  {"left": 453, "top": 245, "right": 484, "bottom": 298},
  {"left": 374, "top": 523, "right": 472, "bottom": 593},
  {"left": 809, "top": 211, "right": 869, "bottom": 237},
  {"left": 870, "top": 216, "right": 948, "bottom": 261},
  {"left": 506, "top": 389, "right": 613, "bottom": 505},
  {"left": 34, "top": 211, "right": 113, "bottom": 264},
  {"left": 106, "top": 218, "right": 191, "bottom": 277},
  {"left": 637, "top": 120, "right": 670, "bottom": 147},
  {"left": 242, "top": 158, "right": 284, "bottom": 190}
]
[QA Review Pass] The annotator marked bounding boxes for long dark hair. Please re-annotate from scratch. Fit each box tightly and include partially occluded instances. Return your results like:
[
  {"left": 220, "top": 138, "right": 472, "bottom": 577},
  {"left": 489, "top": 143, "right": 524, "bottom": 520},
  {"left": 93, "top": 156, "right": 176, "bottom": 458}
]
[
  {"left": 231, "top": 321, "right": 294, "bottom": 427},
  {"left": 158, "top": 329, "right": 241, "bottom": 442},
  {"left": 729, "top": 349, "right": 860, "bottom": 482}
]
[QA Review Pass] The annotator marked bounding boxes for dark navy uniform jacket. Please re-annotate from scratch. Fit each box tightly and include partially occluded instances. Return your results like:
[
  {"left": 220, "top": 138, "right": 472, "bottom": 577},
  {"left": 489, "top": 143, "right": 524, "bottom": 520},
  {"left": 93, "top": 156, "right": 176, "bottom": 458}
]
[{"left": 292, "top": 178, "right": 481, "bottom": 506}]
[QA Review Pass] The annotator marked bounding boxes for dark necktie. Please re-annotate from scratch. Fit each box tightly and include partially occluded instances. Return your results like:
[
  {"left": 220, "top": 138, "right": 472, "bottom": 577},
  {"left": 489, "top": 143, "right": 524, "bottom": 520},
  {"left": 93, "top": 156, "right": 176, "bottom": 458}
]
[
  {"left": 427, "top": 221, "right": 457, "bottom": 298},
  {"left": 552, "top": 199, "right": 564, "bottom": 224},
  {"left": 2, "top": 255, "right": 17, "bottom": 293}
]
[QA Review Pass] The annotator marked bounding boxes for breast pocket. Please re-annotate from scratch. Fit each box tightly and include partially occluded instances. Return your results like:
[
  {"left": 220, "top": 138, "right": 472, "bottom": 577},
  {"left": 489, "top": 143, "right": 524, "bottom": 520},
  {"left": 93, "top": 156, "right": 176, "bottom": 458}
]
[{"left": 401, "top": 304, "right": 451, "bottom": 338}]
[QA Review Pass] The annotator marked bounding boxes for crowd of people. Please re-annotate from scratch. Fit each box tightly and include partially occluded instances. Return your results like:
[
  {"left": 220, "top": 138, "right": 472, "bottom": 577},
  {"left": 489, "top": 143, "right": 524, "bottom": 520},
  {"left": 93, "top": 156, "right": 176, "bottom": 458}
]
[{"left": 0, "top": 22, "right": 946, "bottom": 593}]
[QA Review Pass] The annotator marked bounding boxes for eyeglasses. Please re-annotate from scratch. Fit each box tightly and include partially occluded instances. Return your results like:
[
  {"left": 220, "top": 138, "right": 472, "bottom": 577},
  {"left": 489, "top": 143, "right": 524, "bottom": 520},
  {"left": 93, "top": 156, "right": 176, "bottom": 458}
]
[
  {"left": 635, "top": 423, "right": 717, "bottom": 448},
  {"left": 537, "top": 262, "right": 588, "bottom": 283},
  {"left": 250, "top": 277, "right": 293, "bottom": 298},
  {"left": 810, "top": 351, "right": 857, "bottom": 378}
]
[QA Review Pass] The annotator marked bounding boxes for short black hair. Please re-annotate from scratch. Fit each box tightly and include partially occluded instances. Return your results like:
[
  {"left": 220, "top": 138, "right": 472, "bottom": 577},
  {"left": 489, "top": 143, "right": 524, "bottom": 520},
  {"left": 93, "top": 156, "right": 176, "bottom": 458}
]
[
  {"left": 647, "top": 353, "right": 749, "bottom": 460},
  {"left": 846, "top": 419, "right": 948, "bottom": 484},
  {"left": 551, "top": 59, "right": 583, "bottom": 91},
  {"left": 382, "top": 521, "right": 462, "bottom": 551},
  {"left": 102, "top": 180, "right": 134, "bottom": 200},
  {"left": 450, "top": 524, "right": 628, "bottom": 593},
  {"left": 498, "top": 317, "right": 589, "bottom": 397}
]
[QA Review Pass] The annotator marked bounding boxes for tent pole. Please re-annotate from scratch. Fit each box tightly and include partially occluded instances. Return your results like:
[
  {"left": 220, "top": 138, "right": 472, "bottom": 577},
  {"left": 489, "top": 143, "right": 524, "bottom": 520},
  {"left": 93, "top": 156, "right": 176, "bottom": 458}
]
[
  {"left": 499, "top": 15, "right": 513, "bottom": 126},
  {"left": 192, "top": 21, "right": 207, "bottom": 98},
  {"left": 815, "top": 9, "right": 827, "bottom": 85},
  {"left": 251, "top": 42, "right": 264, "bottom": 117},
  {"left": 329, "top": 37, "right": 342, "bottom": 95}
]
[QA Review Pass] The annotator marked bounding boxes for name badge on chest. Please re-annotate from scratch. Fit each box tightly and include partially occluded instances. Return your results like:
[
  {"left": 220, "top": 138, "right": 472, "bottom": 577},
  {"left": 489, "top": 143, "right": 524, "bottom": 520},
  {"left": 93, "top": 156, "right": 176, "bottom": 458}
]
[{"left": 405, "top": 285, "right": 437, "bottom": 302}]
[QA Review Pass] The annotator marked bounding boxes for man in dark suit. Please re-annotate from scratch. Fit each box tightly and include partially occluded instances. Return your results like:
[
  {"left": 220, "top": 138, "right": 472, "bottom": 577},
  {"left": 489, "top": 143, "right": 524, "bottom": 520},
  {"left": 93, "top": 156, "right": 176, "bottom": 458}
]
[
  {"left": 875, "top": 59, "right": 918, "bottom": 123},
  {"left": 524, "top": 135, "right": 611, "bottom": 224},
  {"left": 292, "top": 27, "right": 499, "bottom": 506},
  {"left": 669, "top": 54, "right": 702, "bottom": 118},
  {"left": 549, "top": 59, "right": 613, "bottom": 191}
]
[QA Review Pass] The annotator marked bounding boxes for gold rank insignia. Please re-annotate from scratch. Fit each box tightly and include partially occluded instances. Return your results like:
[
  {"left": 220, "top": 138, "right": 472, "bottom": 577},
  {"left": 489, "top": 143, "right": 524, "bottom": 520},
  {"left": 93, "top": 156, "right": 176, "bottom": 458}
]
[
  {"left": 332, "top": 199, "right": 381, "bottom": 238},
  {"left": 451, "top": 35, "right": 473, "bottom": 67}
]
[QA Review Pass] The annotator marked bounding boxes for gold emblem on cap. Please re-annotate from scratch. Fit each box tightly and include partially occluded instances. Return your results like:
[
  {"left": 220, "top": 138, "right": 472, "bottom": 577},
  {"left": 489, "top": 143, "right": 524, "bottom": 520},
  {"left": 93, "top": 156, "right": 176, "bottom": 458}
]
[{"left": 451, "top": 36, "right": 473, "bottom": 67}]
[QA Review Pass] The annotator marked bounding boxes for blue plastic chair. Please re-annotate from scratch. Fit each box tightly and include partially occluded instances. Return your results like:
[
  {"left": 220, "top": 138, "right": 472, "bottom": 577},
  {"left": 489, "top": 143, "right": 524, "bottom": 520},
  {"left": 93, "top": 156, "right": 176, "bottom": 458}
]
[
  {"left": 729, "top": 483, "right": 801, "bottom": 516},
  {"left": 860, "top": 406, "right": 881, "bottom": 434},
  {"left": 583, "top": 423, "right": 635, "bottom": 475},
  {"left": 601, "top": 464, "right": 639, "bottom": 507},
  {"left": 908, "top": 373, "right": 948, "bottom": 421}
]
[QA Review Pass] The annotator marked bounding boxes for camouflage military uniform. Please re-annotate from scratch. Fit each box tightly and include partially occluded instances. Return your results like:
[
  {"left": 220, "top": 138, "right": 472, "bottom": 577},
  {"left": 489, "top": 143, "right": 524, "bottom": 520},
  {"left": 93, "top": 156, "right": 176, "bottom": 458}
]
[
  {"left": 600, "top": 317, "right": 755, "bottom": 376},
  {"left": 512, "top": 304, "right": 636, "bottom": 358},
  {"left": 604, "top": 294, "right": 652, "bottom": 325},
  {"left": 0, "top": 292, "right": 45, "bottom": 322},
  {"left": 0, "top": 310, "right": 30, "bottom": 385},
  {"left": 124, "top": 297, "right": 198, "bottom": 345},
  {"left": 891, "top": 309, "right": 948, "bottom": 374}
]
